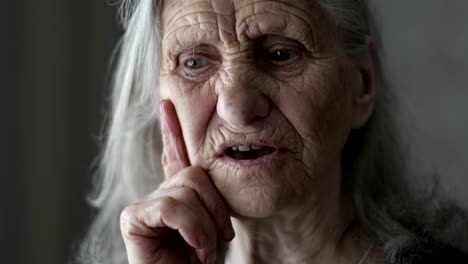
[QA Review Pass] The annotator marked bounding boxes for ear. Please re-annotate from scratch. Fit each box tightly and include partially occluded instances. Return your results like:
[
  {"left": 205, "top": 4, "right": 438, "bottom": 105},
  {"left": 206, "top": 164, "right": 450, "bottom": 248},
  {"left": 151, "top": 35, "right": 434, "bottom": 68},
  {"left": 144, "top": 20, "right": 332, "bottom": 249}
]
[{"left": 351, "top": 38, "right": 376, "bottom": 129}]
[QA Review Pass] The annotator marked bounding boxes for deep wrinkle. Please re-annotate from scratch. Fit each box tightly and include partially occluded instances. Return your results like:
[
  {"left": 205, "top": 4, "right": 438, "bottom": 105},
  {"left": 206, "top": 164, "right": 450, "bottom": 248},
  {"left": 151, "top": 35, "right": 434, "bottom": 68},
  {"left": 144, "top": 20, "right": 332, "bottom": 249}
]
[
  {"left": 161, "top": 0, "right": 323, "bottom": 63},
  {"left": 158, "top": 0, "right": 377, "bottom": 262}
]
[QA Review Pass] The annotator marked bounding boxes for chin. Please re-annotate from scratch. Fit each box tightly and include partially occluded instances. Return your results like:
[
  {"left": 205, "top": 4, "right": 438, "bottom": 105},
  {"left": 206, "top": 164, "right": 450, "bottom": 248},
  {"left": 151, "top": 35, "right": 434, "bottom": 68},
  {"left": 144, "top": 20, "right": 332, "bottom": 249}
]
[
  {"left": 208, "top": 159, "right": 309, "bottom": 219},
  {"left": 234, "top": 185, "right": 283, "bottom": 218}
]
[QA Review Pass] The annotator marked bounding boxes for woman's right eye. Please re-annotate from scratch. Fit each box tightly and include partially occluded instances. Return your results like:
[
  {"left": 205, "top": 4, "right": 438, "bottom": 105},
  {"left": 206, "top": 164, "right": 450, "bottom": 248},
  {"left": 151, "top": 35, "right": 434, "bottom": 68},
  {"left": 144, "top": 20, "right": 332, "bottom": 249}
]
[
  {"left": 183, "top": 57, "right": 208, "bottom": 70},
  {"left": 177, "top": 53, "right": 218, "bottom": 82}
]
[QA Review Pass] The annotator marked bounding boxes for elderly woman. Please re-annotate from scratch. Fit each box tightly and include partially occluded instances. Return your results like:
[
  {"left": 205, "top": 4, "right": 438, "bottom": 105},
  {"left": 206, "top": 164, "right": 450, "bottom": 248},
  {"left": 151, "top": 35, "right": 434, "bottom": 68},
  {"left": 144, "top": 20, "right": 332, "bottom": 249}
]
[{"left": 76, "top": 0, "right": 467, "bottom": 263}]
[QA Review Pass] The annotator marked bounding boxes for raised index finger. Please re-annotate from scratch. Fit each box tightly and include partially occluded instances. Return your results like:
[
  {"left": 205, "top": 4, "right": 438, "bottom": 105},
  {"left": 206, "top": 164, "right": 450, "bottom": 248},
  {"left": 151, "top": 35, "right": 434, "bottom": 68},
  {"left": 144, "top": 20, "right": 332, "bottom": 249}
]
[{"left": 160, "top": 99, "right": 190, "bottom": 177}]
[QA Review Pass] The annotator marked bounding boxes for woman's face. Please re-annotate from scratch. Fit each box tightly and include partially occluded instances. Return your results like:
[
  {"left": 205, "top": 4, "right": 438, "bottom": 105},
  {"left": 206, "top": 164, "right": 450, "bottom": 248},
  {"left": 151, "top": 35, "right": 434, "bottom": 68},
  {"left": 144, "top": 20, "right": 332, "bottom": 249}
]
[{"left": 159, "top": 0, "right": 373, "bottom": 217}]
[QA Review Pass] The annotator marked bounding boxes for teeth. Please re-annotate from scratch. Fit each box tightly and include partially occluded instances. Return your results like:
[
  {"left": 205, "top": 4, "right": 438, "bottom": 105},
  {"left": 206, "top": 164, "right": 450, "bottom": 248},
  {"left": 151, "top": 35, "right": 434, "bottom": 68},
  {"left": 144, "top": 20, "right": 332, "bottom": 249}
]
[
  {"left": 237, "top": 146, "right": 252, "bottom": 152},
  {"left": 230, "top": 145, "right": 265, "bottom": 152}
]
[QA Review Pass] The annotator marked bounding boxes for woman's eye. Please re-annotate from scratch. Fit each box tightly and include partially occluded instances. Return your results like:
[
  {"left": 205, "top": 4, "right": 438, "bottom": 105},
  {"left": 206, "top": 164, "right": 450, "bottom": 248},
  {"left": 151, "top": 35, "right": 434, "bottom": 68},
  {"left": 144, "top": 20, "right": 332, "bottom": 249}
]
[
  {"left": 270, "top": 49, "right": 298, "bottom": 62},
  {"left": 184, "top": 57, "right": 208, "bottom": 69}
]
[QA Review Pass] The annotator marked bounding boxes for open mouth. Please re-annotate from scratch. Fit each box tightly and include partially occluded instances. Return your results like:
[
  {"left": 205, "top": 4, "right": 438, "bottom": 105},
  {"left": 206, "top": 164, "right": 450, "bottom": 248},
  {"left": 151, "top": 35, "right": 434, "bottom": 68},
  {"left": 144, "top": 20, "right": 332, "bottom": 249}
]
[{"left": 225, "top": 145, "right": 277, "bottom": 160}]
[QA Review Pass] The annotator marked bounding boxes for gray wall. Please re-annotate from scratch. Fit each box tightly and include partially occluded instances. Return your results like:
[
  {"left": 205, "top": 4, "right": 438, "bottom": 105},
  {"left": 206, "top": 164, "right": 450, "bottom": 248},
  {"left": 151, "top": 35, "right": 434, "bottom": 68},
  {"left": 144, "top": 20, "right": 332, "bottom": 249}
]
[
  {"left": 372, "top": 1, "right": 468, "bottom": 209},
  {"left": 2, "top": 1, "right": 467, "bottom": 263},
  {"left": 2, "top": 1, "right": 120, "bottom": 263}
]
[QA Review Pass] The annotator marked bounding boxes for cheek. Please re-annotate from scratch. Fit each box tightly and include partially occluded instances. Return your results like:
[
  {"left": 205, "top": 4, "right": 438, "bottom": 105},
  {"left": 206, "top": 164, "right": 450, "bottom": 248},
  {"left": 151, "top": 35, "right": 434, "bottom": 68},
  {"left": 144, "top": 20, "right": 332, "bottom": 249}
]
[
  {"left": 158, "top": 75, "right": 218, "bottom": 162},
  {"left": 274, "top": 65, "right": 353, "bottom": 153}
]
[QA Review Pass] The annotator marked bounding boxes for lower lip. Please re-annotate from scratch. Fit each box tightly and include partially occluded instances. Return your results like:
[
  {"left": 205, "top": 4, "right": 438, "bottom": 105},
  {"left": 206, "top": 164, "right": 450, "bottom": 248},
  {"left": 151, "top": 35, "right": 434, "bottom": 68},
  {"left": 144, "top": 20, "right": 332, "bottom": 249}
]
[{"left": 217, "top": 150, "right": 283, "bottom": 168}]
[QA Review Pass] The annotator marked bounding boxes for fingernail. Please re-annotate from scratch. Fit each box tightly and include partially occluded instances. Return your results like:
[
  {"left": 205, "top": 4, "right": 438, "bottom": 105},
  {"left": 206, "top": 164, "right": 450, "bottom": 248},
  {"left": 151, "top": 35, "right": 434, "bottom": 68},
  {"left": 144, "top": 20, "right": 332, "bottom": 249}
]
[
  {"left": 159, "top": 100, "right": 169, "bottom": 134},
  {"left": 159, "top": 99, "right": 168, "bottom": 121},
  {"left": 159, "top": 99, "right": 166, "bottom": 112}
]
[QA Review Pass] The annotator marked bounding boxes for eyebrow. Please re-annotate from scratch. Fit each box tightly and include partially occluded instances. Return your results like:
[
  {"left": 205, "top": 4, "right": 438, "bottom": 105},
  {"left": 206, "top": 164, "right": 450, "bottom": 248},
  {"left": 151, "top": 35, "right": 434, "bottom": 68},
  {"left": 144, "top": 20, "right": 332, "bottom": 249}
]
[
  {"left": 163, "top": 23, "right": 222, "bottom": 57},
  {"left": 238, "top": 12, "right": 316, "bottom": 51}
]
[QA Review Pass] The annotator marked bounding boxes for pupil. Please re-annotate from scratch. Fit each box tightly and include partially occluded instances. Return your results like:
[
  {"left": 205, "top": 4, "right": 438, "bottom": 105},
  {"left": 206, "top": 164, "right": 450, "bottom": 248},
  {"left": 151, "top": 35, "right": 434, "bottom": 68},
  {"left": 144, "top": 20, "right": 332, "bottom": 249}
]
[
  {"left": 187, "top": 59, "right": 197, "bottom": 68},
  {"left": 272, "top": 50, "right": 290, "bottom": 61},
  {"left": 185, "top": 57, "right": 207, "bottom": 69}
]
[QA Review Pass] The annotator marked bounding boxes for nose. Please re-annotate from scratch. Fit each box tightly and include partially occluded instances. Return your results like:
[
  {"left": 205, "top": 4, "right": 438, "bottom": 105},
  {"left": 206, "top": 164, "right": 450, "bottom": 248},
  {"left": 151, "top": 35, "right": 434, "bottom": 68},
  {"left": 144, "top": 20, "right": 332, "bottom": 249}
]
[{"left": 216, "top": 69, "right": 271, "bottom": 127}]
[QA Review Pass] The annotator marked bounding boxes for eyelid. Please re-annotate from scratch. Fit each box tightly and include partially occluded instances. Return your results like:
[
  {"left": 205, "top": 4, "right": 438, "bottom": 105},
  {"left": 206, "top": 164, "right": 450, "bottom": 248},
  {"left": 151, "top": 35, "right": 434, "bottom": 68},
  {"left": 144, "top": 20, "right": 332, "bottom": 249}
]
[
  {"left": 259, "top": 34, "right": 318, "bottom": 60},
  {"left": 268, "top": 46, "right": 300, "bottom": 55},
  {"left": 178, "top": 52, "right": 216, "bottom": 69},
  {"left": 176, "top": 49, "right": 220, "bottom": 82},
  {"left": 266, "top": 42, "right": 302, "bottom": 60},
  {"left": 265, "top": 41, "right": 303, "bottom": 54},
  {"left": 177, "top": 44, "right": 220, "bottom": 63}
]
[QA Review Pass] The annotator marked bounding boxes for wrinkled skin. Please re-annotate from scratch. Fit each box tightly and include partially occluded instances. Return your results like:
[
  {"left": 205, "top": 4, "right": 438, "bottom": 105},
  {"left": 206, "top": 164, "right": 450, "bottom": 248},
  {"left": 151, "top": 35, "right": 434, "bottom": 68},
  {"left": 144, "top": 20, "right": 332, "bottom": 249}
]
[
  {"left": 120, "top": 0, "right": 378, "bottom": 263},
  {"left": 159, "top": 0, "right": 373, "bottom": 218}
]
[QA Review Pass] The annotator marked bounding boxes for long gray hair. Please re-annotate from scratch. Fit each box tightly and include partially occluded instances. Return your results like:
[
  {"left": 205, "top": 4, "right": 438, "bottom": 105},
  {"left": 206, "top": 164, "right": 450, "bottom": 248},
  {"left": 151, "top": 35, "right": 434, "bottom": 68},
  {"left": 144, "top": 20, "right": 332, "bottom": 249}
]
[{"left": 74, "top": 0, "right": 465, "bottom": 263}]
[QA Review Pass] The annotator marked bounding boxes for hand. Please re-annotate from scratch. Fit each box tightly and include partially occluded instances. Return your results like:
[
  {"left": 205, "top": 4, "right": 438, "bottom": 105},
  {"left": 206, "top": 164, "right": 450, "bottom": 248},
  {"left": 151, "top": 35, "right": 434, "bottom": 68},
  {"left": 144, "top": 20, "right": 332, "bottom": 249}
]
[{"left": 120, "top": 100, "right": 235, "bottom": 264}]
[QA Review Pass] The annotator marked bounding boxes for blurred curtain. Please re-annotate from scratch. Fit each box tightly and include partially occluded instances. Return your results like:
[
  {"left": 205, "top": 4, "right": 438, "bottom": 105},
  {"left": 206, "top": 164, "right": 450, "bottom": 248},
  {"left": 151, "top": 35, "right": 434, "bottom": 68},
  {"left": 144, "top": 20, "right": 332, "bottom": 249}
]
[{"left": 3, "top": 1, "right": 121, "bottom": 263}]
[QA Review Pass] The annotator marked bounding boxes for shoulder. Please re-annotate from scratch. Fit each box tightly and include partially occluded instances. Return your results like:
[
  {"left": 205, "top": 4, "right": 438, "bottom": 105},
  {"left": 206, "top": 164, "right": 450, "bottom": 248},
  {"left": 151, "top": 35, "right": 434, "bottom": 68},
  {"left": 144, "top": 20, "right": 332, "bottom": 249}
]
[{"left": 389, "top": 238, "right": 468, "bottom": 264}]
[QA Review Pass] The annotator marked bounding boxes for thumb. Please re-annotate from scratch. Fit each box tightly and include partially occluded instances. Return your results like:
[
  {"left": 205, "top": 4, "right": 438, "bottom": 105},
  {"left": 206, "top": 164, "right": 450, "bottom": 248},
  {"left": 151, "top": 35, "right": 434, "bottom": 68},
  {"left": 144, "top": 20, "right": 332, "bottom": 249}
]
[{"left": 160, "top": 99, "right": 190, "bottom": 178}]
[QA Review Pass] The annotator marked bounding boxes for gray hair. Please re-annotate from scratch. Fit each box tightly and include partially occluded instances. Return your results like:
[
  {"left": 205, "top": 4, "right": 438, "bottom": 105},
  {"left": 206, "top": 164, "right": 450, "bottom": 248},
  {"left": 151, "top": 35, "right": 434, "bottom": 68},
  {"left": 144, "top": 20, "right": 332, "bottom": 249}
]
[{"left": 73, "top": 0, "right": 465, "bottom": 263}]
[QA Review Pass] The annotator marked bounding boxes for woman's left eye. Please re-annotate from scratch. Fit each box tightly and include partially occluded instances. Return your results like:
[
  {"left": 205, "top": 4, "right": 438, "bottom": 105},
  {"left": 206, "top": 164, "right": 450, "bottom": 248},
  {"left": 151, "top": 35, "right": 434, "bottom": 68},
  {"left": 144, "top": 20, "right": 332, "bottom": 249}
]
[
  {"left": 184, "top": 57, "right": 208, "bottom": 69},
  {"left": 270, "top": 49, "right": 299, "bottom": 62}
]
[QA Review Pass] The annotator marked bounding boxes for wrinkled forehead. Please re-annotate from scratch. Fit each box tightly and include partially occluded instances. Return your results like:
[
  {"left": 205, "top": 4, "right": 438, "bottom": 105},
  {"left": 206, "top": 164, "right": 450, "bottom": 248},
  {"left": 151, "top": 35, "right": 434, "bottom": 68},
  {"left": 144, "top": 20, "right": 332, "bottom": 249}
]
[
  {"left": 160, "top": 0, "right": 329, "bottom": 52},
  {"left": 162, "top": 0, "right": 320, "bottom": 19}
]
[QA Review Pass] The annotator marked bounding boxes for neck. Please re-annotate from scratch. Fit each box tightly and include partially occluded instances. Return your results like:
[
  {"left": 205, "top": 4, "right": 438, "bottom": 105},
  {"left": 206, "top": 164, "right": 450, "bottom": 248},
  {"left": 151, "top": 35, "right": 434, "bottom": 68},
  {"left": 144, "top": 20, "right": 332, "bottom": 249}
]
[{"left": 225, "top": 166, "right": 377, "bottom": 264}]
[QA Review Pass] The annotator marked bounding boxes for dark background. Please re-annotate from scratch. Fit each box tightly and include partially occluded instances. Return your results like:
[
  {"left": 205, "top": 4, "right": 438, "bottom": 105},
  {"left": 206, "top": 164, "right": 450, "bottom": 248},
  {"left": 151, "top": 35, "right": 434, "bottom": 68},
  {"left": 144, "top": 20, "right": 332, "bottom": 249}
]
[
  {"left": 2, "top": 1, "right": 121, "bottom": 263},
  {"left": 2, "top": 1, "right": 467, "bottom": 264}
]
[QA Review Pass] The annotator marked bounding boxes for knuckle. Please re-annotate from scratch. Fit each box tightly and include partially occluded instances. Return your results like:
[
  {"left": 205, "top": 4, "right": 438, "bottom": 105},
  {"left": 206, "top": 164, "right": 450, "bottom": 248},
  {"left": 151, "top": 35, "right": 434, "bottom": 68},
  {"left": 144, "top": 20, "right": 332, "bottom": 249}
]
[
  {"left": 181, "top": 187, "right": 198, "bottom": 200},
  {"left": 148, "top": 185, "right": 167, "bottom": 199},
  {"left": 161, "top": 166, "right": 207, "bottom": 188},
  {"left": 120, "top": 205, "right": 135, "bottom": 225},
  {"left": 174, "top": 167, "right": 207, "bottom": 189},
  {"left": 184, "top": 166, "right": 205, "bottom": 179},
  {"left": 182, "top": 171, "right": 198, "bottom": 183},
  {"left": 156, "top": 196, "right": 178, "bottom": 213},
  {"left": 119, "top": 206, "right": 138, "bottom": 238}
]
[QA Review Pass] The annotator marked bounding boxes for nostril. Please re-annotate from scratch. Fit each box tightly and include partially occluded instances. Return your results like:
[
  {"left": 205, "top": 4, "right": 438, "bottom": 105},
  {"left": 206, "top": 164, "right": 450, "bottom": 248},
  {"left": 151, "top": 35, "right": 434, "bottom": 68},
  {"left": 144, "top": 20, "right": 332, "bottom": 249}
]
[{"left": 216, "top": 89, "right": 271, "bottom": 127}]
